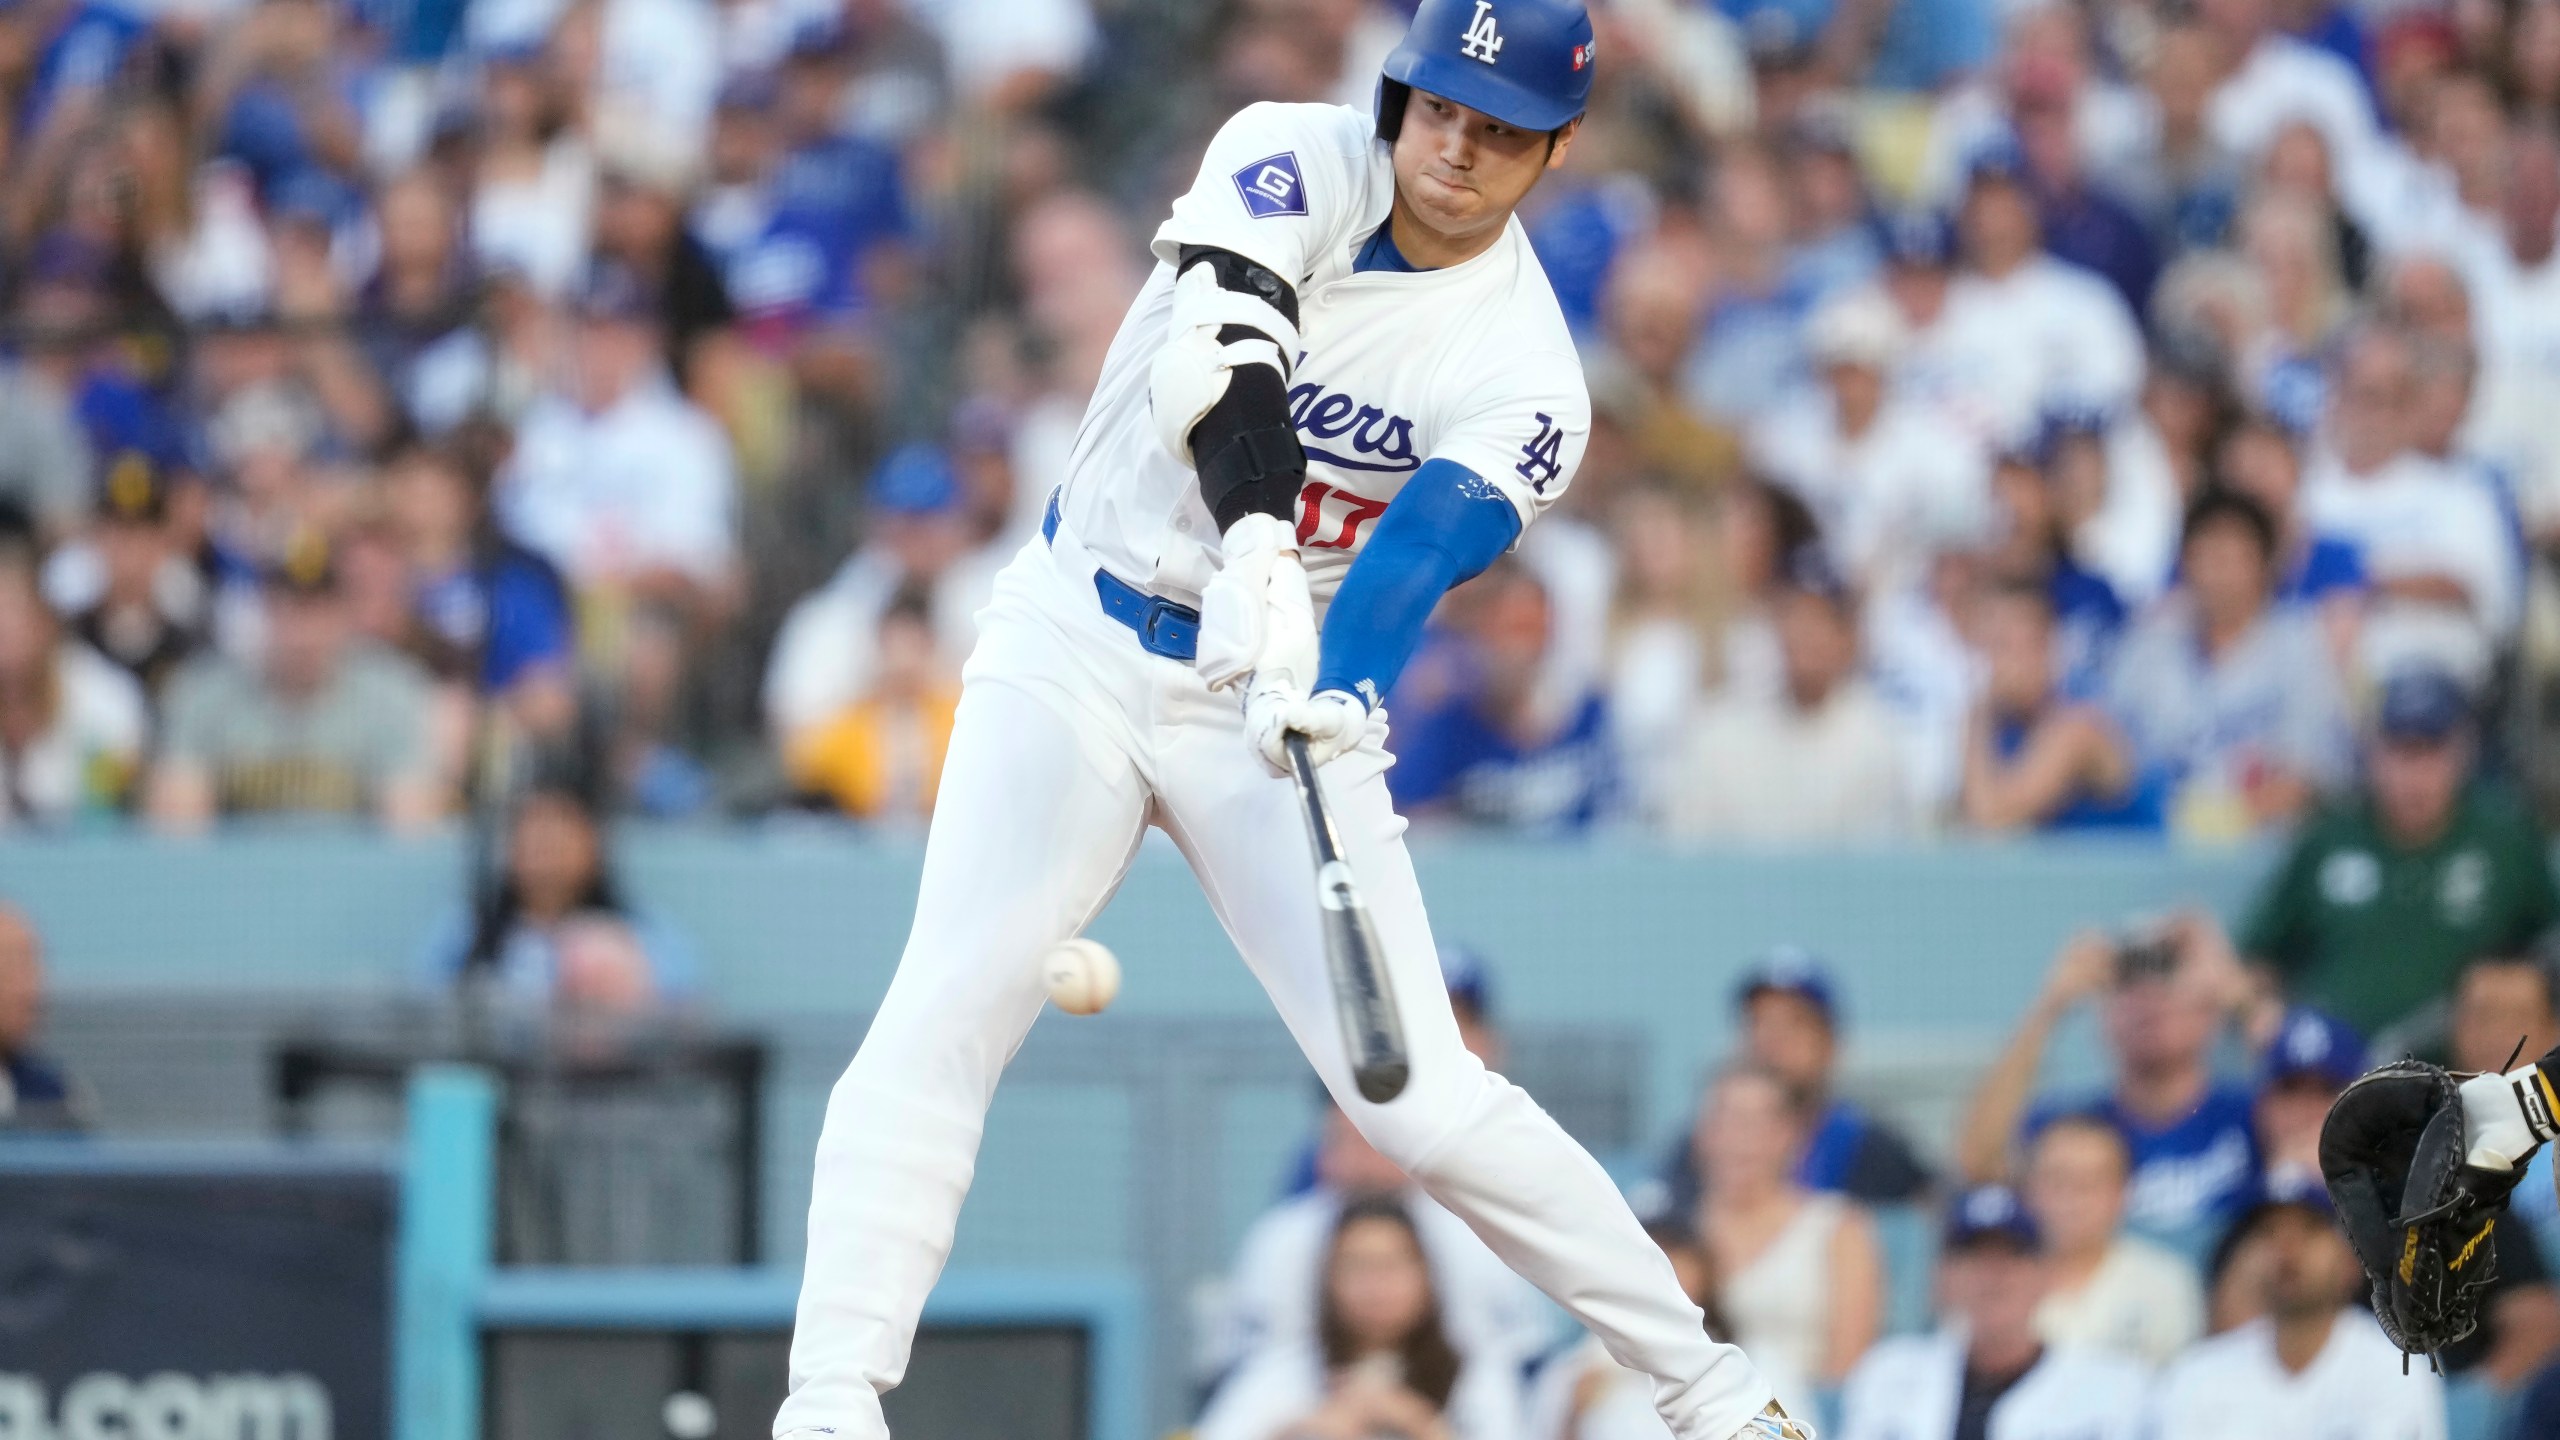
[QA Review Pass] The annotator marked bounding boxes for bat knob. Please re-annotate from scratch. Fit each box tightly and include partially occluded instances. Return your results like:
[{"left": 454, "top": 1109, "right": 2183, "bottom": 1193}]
[{"left": 1355, "top": 1062, "right": 1410, "bottom": 1105}]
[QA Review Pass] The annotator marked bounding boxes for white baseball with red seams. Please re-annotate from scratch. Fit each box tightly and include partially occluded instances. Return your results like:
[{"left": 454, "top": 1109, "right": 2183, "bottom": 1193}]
[
  {"left": 1039, "top": 937, "right": 1121, "bottom": 1016},
  {"left": 774, "top": 97, "right": 1786, "bottom": 1440}
]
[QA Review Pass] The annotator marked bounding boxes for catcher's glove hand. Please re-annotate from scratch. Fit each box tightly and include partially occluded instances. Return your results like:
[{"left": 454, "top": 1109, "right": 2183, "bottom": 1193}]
[{"left": 2320, "top": 1059, "right": 2533, "bottom": 1364}]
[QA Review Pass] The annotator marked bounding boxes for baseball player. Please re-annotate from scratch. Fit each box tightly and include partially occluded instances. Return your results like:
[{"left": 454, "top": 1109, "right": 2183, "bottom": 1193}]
[{"left": 774, "top": 3, "right": 1803, "bottom": 1438}]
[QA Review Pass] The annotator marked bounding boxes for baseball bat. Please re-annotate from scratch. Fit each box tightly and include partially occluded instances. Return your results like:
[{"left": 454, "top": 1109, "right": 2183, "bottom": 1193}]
[{"left": 1285, "top": 732, "right": 1411, "bottom": 1104}]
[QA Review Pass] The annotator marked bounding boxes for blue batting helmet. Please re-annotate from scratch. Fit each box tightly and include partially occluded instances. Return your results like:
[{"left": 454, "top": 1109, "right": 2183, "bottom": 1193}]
[{"left": 1378, "top": 0, "right": 1595, "bottom": 139}]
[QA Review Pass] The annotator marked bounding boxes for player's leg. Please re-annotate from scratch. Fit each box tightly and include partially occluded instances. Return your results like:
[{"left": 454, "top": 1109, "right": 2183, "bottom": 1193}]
[
  {"left": 777, "top": 658, "right": 1150, "bottom": 1439},
  {"left": 1153, "top": 725, "right": 1776, "bottom": 1440}
]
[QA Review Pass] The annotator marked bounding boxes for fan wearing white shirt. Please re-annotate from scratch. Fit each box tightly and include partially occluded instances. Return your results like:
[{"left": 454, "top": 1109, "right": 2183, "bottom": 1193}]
[
  {"left": 1834, "top": 1185, "right": 2152, "bottom": 1440},
  {"left": 2299, "top": 323, "right": 2518, "bottom": 679},
  {"left": 2151, "top": 1175, "right": 2447, "bottom": 1440},
  {"left": 500, "top": 264, "right": 742, "bottom": 621},
  {"left": 1746, "top": 288, "right": 1991, "bottom": 597},
  {"left": 2196, "top": 0, "right": 2377, "bottom": 183},
  {"left": 1932, "top": 146, "right": 2146, "bottom": 451},
  {"left": 2019, "top": 1114, "right": 2204, "bottom": 1368}
]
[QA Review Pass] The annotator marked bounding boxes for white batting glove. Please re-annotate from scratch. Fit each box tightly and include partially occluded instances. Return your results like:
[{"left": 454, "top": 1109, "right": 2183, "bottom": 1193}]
[
  {"left": 1245, "top": 681, "right": 1366, "bottom": 778},
  {"left": 1197, "top": 514, "right": 1315, "bottom": 693},
  {"left": 2459, "top": 1065, "right": 2560, "bottom": 1172}
]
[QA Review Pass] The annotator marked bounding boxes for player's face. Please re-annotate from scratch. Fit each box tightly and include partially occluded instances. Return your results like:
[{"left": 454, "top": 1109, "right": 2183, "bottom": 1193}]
[{"left": 1391, "top": 91, "right": 1575, "bottom": 248}]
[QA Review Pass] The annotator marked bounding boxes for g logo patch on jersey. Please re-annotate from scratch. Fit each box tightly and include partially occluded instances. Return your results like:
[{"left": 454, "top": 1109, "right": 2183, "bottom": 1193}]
[{"left": 1233, "top": 152, "right": 1308, "bottom": 219}]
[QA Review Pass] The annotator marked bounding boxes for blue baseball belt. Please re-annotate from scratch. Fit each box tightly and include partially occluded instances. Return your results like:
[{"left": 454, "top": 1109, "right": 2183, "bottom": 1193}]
[{"left": 1045, "top": 489, "right": 1201, "bottom": 663}]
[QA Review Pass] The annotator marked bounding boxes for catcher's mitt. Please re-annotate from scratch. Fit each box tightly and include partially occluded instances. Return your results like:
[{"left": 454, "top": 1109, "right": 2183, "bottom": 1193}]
[{"left": 2320, "top": 1060, "right": 2530, "bottom": 1363}]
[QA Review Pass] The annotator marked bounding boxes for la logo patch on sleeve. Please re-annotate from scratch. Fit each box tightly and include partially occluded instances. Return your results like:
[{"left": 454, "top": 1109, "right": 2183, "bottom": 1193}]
[{"left": 1233, "top": 152, "right": 1308, "bottom": 218}]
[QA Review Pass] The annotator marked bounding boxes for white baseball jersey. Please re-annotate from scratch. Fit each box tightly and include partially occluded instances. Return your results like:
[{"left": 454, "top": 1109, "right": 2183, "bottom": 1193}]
[
  {"left": 778, "top": 96, "right": 1783, "bottom": 1440},
  {"left": 2150, "top": 1313, "right": 2446, "bottom": 1440},
  {"left": 1055, "top": 100, "right": 1591, "bottom": 607},
  {"left": 1832, "top": 1331, "right": 2152, "bottom": 1440}
]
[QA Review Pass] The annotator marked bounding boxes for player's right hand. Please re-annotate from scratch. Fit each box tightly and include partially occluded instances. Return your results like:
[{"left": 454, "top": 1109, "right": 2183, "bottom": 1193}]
[
  {"left": 1198, "top": 513, "right": 1316, "bottom": 692},
  {"left": 1245, "top": 680, "right": 1364, "bottom": 777}
]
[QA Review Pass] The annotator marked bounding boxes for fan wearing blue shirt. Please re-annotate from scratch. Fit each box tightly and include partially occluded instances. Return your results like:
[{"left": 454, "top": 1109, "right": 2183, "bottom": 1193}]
[
  {"left": 1643, "top": 951, "right": 1934, "bottom": 1215},
  {"left": 1384, "top": 562, "right": 1614, "bottom": 834},
  {"left": 1958, "top": 924, "right": 2262, "bottom": 1254}
]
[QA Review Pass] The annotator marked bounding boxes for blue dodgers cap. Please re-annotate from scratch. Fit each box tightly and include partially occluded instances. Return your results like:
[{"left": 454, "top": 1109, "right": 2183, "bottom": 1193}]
[
  {"left": 2232, "top": 1164, "right": 2338, "bottom": 1244},
  {"left": 2375, "top": 665, "right": 2471, "bottom": 743},
  {"left": 1439, "top": 943, "right": 1495, "bottom": 1018},
  {"left": 1874, "top": 207, "right": 1955, "bottom": 268},
  {"left": 2259, "top": 1008, "right": 2367, "bottom": 1091},
  {"left": 871, "top": 443, "right": 961, "bottom": 516},
  {"left": 572, "top": 261, "right": 660, "bottom": 323},
  {"left": 1944, "top": 1184, "right": 2042, "bottom": 1253},
  {"left": 2030, "top": 406, "right": 2111, "bottom": 466},
  {"left": 1382, "top": 0, "right": 1595, "bottom": 134},
  {"left": 1963, "top": 133, "right": 2031, "bottom": 189},
  {"left": 1733, "top": 945, "right": 1838, "bottom": 1027}
]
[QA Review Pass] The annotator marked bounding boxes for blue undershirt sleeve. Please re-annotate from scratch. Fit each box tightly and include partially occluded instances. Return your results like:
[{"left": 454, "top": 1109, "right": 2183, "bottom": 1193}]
[{"left": 1312, "top": 458, "right": 1522, "bottom": 709}]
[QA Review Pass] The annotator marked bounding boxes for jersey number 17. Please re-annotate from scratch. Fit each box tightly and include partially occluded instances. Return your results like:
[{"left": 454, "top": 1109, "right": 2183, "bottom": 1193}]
[{"left": 1296, "top": 481, "right": 1389, "bottom": 549}]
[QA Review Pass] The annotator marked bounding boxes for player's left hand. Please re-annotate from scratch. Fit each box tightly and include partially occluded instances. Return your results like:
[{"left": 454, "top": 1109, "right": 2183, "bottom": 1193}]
[
  {"left": 1198, "top": 514, "right": 1316, "bottom": 693},
  {"left": 1245, "top": 679, "right": 1365, "bottom": 777}
]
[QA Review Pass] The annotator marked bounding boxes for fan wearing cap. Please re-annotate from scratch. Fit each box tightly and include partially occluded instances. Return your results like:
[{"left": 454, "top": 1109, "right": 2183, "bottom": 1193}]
[
  {"left": 2232, "top": 664, "right": 2558, "bottom": 1040},
  {"left": 761, "top": 443, "right": 1006, "bottom": 757},
  {"left": 1923, "top": 140, "right": 2145, "bottom": 455},
  {"left": 145, "top": 528, "right": 444, "bottom": 834},
  {"left": 500, "top": 261, "right": 742, "bottom": 622},
  {"left": 2152, "top": 1174, "right": 2446, "bottom": 1440},
  {"left": 61, "top": 450, "right": 208, "bottom": 699},
  {"left": 1646, "top": 952, "right": 1931, "bottom": 1212},
  {"left": 1834, "top": 1186, "right": 2150, "bottom": 1440},
  {"left": 2252, "top": 1007, "right": 2368, "bottom": 1175},
  {"left": 1745, "top": 288, "right": 1992, "bottom": 598}
]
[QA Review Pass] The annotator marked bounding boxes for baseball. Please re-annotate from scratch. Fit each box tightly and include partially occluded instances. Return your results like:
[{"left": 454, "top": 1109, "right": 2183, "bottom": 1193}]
[{"left": 1043, "top": 937, "right": 1121, "bottom": 1016}]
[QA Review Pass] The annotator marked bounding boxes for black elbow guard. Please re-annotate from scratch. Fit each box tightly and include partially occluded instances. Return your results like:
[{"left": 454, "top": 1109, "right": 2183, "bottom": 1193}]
[
  {"left": 1176, "top": 245, "right": 1305, "bottom": 532},
  {"left": 1194, "top": 363, "right": 1306, "bottom": 533}
]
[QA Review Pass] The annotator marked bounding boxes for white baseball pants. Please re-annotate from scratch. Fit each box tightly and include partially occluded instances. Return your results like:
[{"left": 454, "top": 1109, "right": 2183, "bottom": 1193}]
[{"left": 777, "top": 521, "right": 1776, "bottom": 1440}]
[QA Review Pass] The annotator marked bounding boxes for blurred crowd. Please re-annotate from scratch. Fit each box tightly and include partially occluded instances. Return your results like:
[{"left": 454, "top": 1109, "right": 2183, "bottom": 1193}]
[
  {"left": 8, "top": 0, "right": 2560, "bottom": 1426},
  {"left": 0, "top": 0, "right": 2552, "bottom": 844},
  {"left": 1188, "top": 932, "right": 2560, "bottom": 1440}
]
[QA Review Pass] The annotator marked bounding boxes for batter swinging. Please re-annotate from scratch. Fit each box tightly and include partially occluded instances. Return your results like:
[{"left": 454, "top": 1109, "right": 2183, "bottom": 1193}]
[{"left": 778, "top": 2, "right": 1805, "bottom": 1436}]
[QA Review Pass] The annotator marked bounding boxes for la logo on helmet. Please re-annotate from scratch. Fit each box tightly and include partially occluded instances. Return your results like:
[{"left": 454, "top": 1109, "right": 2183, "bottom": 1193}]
[{"left": 1460, "top": 0, "right": 1504, "bottom": 63}]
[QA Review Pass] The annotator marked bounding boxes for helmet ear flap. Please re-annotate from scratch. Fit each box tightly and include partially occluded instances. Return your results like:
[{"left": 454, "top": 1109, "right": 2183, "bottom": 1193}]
[{"left": 1375, "top": 78, "right": 1412, "bottom": 143}]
